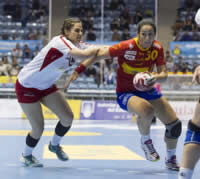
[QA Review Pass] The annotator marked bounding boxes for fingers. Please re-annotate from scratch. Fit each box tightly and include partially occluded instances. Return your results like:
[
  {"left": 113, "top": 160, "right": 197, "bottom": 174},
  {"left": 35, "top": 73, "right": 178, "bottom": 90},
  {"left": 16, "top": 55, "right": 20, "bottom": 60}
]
[{"left": 146, "top": 77, "right": 156, "bottom": 86}]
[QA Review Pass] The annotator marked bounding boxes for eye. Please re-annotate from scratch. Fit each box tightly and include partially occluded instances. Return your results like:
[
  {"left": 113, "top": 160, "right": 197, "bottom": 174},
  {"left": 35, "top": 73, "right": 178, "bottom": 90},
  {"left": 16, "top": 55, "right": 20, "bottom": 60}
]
[
  {"left": 75, "top": 29, "right": 80, "bottom": 33},
  {"left": 75, "top": 29, "right": 83, "bottom": 33}
]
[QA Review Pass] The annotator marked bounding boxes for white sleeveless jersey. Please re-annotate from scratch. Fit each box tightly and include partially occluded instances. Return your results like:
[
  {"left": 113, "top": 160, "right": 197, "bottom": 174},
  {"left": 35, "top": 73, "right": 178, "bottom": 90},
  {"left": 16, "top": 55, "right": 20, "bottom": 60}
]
[{"left": 18, "top": 35, "right": 90, "bottom": 90}]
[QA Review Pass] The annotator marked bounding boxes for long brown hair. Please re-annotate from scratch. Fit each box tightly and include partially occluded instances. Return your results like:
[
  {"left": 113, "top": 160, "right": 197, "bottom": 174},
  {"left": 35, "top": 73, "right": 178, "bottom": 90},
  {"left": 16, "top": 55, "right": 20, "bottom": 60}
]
[
  {"left": 137, "top": 19, "right": 156, "bottom": 34},
  {"left": 61, "top": 17, "right": 82, "bottom": 35}
]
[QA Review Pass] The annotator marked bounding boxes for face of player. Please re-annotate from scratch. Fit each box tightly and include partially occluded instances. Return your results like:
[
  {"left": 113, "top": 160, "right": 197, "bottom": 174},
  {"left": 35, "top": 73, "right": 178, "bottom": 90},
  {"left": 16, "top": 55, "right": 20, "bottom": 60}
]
[
  {"left": 65, "top": 23, "right": 83, "bottom": 44},
  {"left": 137, "top": 25, "right": 155, "bottom": 49}
]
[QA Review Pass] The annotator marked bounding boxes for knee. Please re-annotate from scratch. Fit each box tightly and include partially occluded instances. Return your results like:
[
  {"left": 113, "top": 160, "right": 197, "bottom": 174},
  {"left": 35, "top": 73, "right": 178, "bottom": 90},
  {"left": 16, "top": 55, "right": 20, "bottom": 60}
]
[
  {"left": 61, "top": 111, "right": 74, "bottom": 127},
  {"left": 165, "top": 119, "right": 182, "bottom": 139}
]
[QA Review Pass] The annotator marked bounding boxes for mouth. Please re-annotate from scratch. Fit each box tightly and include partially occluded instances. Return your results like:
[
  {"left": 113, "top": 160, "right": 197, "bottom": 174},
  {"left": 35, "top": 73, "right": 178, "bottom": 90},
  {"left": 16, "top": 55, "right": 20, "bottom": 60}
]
[
  {"left": 77, "top": 36, "right": 81, "bottom": 41},
  {"left": 145, "top": 42, "right": 151, "bottom": 45},
  {"left": 144, "top": 42, "right": 152, "bottom": 47}
]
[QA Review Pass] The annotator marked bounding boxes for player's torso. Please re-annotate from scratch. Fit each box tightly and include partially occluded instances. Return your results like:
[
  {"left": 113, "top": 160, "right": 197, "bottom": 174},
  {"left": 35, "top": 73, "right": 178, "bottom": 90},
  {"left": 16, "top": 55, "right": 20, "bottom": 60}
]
[
  {"left": 18, "top": 35, "right": 79, "bottom": 89},
  {"left": 116, "top": 38, "right": 161, "bottom": 92}
]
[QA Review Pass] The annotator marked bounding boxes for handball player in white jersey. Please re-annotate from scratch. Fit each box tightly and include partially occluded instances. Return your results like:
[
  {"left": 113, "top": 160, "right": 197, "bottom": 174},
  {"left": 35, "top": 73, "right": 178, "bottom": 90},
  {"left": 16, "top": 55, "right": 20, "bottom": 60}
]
[{"left": 15, "top": 17, "right": 99, "bottom": 167}]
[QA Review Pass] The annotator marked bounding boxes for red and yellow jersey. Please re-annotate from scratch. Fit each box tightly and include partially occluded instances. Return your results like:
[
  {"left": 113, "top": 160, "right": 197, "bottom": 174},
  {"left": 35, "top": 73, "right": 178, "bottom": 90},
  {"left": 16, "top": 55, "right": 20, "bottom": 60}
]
[{"left": 109, "top": 37, "right": 166, "bottom": 92}]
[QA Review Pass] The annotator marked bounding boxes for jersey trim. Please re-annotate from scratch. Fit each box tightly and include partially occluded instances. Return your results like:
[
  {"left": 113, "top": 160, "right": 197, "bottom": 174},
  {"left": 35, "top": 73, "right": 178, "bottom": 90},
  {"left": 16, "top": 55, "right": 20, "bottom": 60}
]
[
  {"left": 39, "top": 48, "right": 63, "bottom": 71},
  {"left": 135, "top": 37, "right": 151, "bottom": 51},
  {"left": 60, "top": 36, "right": 72, "bottom": 50}
]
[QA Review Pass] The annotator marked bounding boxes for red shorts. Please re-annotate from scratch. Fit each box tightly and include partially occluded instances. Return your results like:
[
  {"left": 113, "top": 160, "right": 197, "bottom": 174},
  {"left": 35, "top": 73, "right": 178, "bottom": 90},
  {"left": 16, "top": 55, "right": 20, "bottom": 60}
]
[{"left": 15, "top": 79, "right": 58, "bottom": 103}]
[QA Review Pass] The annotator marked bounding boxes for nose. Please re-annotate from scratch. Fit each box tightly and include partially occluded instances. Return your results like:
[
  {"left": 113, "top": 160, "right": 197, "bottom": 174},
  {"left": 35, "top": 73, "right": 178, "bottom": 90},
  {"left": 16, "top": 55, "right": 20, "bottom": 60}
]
[
  {"left": 145, "top": 35, "right": 150, "bottom": 41},
  {"left": 79, "top": 31, "right": 83, "bottom": 36}
]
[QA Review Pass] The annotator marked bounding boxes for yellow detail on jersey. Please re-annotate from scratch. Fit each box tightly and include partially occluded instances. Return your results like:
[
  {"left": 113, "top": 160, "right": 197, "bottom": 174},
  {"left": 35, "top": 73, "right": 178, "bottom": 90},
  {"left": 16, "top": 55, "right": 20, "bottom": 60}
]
[
  {"left": 145, "top": 51, "right": 151, "bottom": 61},
  {"left": 151, "top": 50, "right": 158, "bottom": 61},
  {"left": 122, "top": 62, "right": 149, "bottom": 74},
  {"left": 144, "top": 50, "right": 158, "bottom": 61},
  {"left": 112, "top": 43, "right": 121, "bottom": 50},
  {"left": 134, "top": 37, "right": 150, "bottom": 51}
]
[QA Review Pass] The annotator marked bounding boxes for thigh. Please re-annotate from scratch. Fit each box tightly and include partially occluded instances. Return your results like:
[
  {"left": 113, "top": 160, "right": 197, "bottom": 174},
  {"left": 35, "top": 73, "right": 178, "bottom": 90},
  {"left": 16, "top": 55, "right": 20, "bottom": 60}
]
[
  {"left": 19, "top": 102, "right": 44, "bottom": 129},
  {"left": 41, "top": 90, "right": 73, "bottom": 120},
  {"left": 127, "top": 95, "right": 153, "bottom": 115},
  {"left": 149, "top": 97, "right": 177, "bottom": 124}
]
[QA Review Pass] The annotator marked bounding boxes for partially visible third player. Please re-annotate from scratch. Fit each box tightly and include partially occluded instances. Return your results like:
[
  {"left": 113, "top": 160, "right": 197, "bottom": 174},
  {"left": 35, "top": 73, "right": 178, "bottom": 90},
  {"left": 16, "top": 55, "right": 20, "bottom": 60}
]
[{"left": 178, "top": 8, "right": 200, "bottom": 179}]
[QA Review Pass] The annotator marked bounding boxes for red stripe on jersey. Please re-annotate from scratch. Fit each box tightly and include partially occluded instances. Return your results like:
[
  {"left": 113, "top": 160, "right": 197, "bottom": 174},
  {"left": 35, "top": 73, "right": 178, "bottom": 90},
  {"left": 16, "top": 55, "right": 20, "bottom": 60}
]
[
  {"left": 40, "top": 48, "right": 63, "bottom": 71},
  {"left": 60, "top": 36, "right": 72, "bottom": 50}
]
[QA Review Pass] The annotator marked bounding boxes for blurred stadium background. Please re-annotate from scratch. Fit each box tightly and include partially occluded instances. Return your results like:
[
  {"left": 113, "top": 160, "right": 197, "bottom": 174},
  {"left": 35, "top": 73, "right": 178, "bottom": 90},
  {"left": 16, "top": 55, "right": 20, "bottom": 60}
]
[{"left": 0, "top": 0, "right": 200, "bottom": 120}]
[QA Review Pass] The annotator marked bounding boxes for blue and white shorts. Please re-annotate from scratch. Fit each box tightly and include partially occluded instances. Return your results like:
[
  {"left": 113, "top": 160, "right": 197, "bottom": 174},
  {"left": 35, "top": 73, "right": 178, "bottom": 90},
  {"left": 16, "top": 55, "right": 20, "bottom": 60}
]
[{"left": 116, "top": 87, "right": 162, "bottom": 111}]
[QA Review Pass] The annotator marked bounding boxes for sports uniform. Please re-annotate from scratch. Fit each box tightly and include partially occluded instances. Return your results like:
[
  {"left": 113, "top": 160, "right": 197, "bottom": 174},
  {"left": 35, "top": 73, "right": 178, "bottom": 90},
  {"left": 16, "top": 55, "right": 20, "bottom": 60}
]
[
  {"left": 16, "top": 35, "right": 90, "bottom": 103},
  {"left": 108, "top": 37, "right": 165, "bottom": 110},
  {"left": 106, "top": 37, "right": 180, "bottom": 170},
  {"left": 16, "top": 20, "right": 95, "bottom": 167}
]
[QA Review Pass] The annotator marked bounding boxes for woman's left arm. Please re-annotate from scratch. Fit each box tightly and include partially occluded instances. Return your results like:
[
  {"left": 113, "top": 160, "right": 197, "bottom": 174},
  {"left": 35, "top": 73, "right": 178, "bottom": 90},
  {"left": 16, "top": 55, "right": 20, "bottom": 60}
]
[{"left": 153, "top": 65, "right": 168, "bottom": 83}]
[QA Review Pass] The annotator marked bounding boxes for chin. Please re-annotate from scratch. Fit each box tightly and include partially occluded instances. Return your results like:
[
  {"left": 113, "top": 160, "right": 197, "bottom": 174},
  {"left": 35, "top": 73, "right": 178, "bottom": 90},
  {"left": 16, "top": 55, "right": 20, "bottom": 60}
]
[{"left": 144, "top": 44, "right": 152, "bottom": 48}]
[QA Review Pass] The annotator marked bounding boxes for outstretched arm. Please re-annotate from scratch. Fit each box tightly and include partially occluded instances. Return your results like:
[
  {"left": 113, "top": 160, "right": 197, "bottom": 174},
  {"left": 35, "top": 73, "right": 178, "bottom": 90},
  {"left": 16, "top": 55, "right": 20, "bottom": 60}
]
[
  {"left": 68, "top": 46, "right": 100, "bottom": 59},
  {"left": 64, "top": 46, "right": 111, "bottom": 91}
]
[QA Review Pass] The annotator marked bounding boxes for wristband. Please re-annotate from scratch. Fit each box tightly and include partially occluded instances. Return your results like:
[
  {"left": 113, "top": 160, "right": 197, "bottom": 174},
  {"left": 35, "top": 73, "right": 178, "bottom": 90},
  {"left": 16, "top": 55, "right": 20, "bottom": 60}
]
[{"left": 75, "top": 64, "right": 86, "bottom": 74}]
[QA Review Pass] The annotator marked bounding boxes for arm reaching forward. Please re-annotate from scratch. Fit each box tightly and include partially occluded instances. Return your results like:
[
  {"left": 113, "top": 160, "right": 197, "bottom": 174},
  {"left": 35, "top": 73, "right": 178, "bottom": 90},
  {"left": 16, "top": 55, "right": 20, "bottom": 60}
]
[{"left": 64, "top": 46, "right": 111, "bottom": 91}]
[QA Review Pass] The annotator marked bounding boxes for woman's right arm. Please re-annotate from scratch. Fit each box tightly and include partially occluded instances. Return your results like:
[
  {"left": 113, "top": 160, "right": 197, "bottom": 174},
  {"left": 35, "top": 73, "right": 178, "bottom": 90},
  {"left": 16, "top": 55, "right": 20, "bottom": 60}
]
[{"left": 68, "top": 46, "right": 99, "bottom": 58}]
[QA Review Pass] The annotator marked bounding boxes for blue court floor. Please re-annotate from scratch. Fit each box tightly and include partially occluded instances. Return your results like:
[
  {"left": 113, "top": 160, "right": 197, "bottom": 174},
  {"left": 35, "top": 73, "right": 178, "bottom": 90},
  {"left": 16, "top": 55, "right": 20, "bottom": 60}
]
[{"left": 0, "top": 119, "right": 199, "bottom": 179}]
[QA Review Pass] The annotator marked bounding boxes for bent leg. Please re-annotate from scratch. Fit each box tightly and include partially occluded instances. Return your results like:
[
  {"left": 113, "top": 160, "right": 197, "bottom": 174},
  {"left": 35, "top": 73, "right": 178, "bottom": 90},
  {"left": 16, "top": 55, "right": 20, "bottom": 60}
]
[
  {"left": 127, "top": 96, "right": 154, "bottom": 135},
  {"left": 41, "top": 91, "right": 73, "bottom": 161},
  {"left": 179, "top": 119, "right": 200, "bottom": 179},
  {"left": 127, "top": 96, "right": 159, "bottom": 161},
  {"left": 180, "top": 101, "right": 200, "bottom": 175},
  {"left": 150, "top": 97, "right": 181, "bottom": 170},
  {"left": 41, "top": 90, "right": 73, "bottom": 127},
  {"left": 150, "top": 97, "right": 181, "bottom": 149},
  {"left": 20, "top": 102, "right": 44, "bottom": 139},
  {"left": 19, "top": 102, "right": 44, "bottom": 166}
]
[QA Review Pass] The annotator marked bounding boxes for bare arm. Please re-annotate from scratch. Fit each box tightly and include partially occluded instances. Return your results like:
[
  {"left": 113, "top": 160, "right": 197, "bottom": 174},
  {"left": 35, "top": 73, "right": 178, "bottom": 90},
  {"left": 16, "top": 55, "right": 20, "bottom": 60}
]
[
  {"left": 153, "top": 65, "right": 168, "bottom": 83},
  {"left": 64, "top": 46, "right": 111, "bottom": 91},
  {"left": 76, "top": 46, "right": 111, "bottom": 67},
  {"left": 64, "top": 53, "right": 99, "bottom": 90},
  {"left": 68, "top": 46, "right": 99, "bottom": 59},
  {"left": 192, "top": 66, "right": 200, "bottom": 84},
  {"left": 96, "top": 46, "right": 111, "bottom": 59}
]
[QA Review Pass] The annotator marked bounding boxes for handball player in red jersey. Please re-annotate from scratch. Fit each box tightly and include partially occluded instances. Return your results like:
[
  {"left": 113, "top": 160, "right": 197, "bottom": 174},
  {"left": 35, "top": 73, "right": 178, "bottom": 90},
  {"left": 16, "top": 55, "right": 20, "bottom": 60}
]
[
  {"left": 15, "top": 17, "right": 100, "bottom": 167},
  {"left": 66, "top": 19, "right": 181, "bottom": 171}
]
